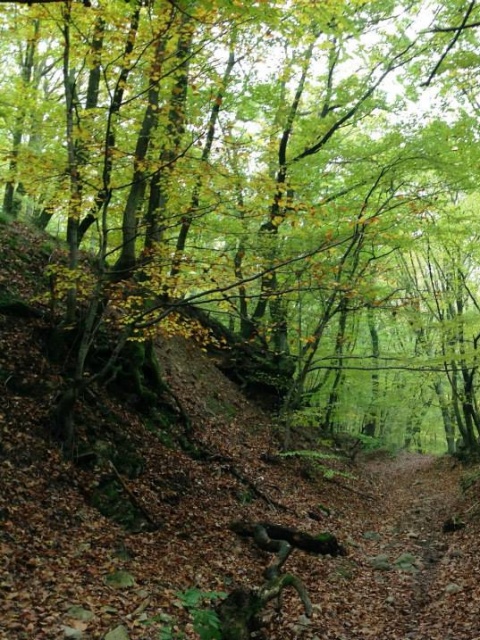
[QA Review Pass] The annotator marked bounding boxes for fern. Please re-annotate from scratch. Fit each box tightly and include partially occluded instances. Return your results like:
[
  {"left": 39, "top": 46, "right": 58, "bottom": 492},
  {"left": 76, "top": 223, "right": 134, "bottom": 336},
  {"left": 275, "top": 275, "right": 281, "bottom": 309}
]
[
  {"left": 354, "top": 433, "right": 384, "bottom": 451},
  {"left": 319, "top": 465, "right": 355, "bottom": 480},
  {"left": 280, "top": 450, "right": 339, "bottom": 460},
  {"left": 280, "top": 450, "right": 356, "bottom": 480}
]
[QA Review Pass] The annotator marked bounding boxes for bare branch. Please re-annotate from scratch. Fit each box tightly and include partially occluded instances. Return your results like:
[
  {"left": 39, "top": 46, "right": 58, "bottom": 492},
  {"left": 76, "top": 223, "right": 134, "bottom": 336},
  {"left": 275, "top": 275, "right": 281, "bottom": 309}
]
[{"left": 422, "top": 0, "right": 476, "bottom": 87}]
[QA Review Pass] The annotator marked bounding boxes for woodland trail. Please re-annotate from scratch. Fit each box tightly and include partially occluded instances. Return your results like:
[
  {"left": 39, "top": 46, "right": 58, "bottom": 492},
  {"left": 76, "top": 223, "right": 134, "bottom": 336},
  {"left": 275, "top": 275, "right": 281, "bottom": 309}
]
[
  {"left": 336, "top": 452, "right": 467, "bottom": 640},
  {"left": 265, "top": 451, "right": 475, "bottom": 640}
]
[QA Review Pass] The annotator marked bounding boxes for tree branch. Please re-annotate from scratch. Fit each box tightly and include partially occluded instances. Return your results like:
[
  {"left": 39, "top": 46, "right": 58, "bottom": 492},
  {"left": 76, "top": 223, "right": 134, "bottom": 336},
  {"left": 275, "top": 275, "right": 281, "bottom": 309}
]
[{"left": 422, "top": 0, "right": 476, "bottom": 87}]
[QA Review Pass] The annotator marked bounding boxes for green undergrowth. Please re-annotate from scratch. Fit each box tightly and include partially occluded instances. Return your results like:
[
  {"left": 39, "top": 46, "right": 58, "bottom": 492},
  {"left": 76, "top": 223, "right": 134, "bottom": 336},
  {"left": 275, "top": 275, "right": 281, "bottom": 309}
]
[
  {"left": 143, "top": 588, "right": 226, "bottom": 640},
  {"left": 280, "top": 449, "right": 356, "bottom": 480}
]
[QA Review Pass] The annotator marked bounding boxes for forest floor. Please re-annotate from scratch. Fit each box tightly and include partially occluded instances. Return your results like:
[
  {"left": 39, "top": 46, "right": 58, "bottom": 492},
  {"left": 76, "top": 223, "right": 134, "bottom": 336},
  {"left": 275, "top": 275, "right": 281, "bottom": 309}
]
[{"left": 2, "top": 220, "right": 480, "bottom": 640}]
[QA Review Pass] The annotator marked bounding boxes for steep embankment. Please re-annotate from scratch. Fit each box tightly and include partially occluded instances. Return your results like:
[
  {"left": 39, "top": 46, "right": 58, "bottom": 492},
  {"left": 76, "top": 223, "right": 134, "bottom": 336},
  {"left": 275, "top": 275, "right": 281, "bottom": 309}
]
[{"left": 1, "top": 220, "right": 480, "bottom": 640}]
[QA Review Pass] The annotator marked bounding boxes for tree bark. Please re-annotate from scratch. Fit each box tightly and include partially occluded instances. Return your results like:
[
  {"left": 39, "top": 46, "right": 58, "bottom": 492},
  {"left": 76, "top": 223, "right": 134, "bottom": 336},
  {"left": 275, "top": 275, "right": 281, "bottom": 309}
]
[{"left": 434, "top": 379, "right": 456, "bottom": 454}]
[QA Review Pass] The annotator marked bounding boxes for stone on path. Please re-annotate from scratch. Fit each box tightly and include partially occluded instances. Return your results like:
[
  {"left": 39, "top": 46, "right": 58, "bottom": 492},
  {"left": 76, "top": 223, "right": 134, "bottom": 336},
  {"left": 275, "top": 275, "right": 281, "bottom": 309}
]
[
  {"left": 394, "top": 552, "right": 420, "bottom": 572},
  {"left": 104, "top": 624, "right": 130, "bottom": 640},
  {"left": 66, "top": 605, "right": 94, "bottom": 621},
  {"left": 369, "top": 554, "right": 392, "bottom": 571},
  {"left": 105, "top": 570, "right": 136, "bottom": 588}
]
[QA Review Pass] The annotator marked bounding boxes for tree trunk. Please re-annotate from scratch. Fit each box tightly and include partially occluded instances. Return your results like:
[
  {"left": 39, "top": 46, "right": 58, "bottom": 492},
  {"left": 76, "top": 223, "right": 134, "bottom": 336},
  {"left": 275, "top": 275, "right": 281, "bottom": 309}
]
[
  {"left": 363, "top": 306, "right": 380, "bottom": 437},
  {"left": 247, "top": 40, "right": 316, "bottom": 344},
  {"left": 92, "top": 1, "right": 142, "bottom": 269},
  {"left": 62, "top": 3, "right": 82, "bottom": 324},
  {"left": 2, "top": 20, "right": 39, "bottom": 218},
  {"left": 433, "top": 379, "right": 455, "bottom": 454},
  {"left": 324, "top": 301, "right": 349, "bottom": 434},
  {"left": 170, "top": 35, "right": 235, "bottom": 276}
]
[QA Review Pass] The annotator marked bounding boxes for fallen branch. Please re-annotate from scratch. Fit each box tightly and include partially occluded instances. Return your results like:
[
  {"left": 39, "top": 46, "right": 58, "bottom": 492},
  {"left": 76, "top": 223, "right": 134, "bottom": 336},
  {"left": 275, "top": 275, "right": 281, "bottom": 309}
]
[
  {"left": 205, "top": 453, "right": 289, "bottom": 511},
  {"left": 225, "top": 464, "right": 289, "bottom": 511},
  {"left": 217, "top": 572, "right": 312, "bottom": 640},
  {"left": 108, "top": 460, "right": 159, "bottom": 530},
  {"left": 325, "top": 476, "right": 377, "bottom": 501},
  {"left": 259, "top": 573, "right": 312, "bottom": 616}
]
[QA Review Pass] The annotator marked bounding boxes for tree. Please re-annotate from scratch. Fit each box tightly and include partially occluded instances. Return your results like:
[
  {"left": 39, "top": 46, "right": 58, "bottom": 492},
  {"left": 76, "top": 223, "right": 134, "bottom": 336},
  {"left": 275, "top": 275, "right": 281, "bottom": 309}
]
[{"left": 3, "top": 0, "right": 480, "bottom": 456}]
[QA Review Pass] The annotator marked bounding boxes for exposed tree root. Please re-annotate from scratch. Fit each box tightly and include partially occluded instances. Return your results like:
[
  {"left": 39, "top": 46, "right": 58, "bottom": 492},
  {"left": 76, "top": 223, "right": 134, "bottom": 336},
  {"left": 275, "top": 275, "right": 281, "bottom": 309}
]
[{"left": 218, "top": 521, "right": 345, "bottom": 639}]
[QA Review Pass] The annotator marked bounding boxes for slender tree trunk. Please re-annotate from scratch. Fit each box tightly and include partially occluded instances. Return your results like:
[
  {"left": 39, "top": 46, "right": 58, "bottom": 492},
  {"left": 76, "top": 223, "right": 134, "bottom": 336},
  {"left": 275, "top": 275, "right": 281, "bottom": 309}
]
[
  {"left": 456, "top": 292, "right": 479, "bottom": 451},
  {"left": 363, "top": 306, "right": 380, "bottom": 437},
  {"left": 449, "top": 363, "right": 467, "bottom": 441},
  {"left": 81, "top": 1, "right": 143, "bottom": 267},
  {"left": 85, "top": 15, "right": 104, "bottom": 110},
  {"left": 139, "top": 11, "right": 194, "bottom": 266},
  {"left": 434, "top": 379, "right": 456, "bottom": 454},
  {"left": 170, "top": 35, "right": 236, "bottom": 275},
  {"left": 3, "top": 20, "right": 39, "bottom": 217},
  {"left": 62, "top": 2, "right": 82, "bottom": 324},
  {"left": 248, "top": 39, "right": 316, "bottom": 344},
  {"left": 404, "top": 400, "right": 431, "bottom": 453},
  {"left": 111, "top": 17, "right": 172, "bottom": 264},
  {"left": 75, "top": 14, "right": 106, "bottom": 244},
  {"left": 228, "top": 152, "right": 251, "bottom": 337},
  {"left": 323, "top": 301, "right": 349, "bottom": 434}
]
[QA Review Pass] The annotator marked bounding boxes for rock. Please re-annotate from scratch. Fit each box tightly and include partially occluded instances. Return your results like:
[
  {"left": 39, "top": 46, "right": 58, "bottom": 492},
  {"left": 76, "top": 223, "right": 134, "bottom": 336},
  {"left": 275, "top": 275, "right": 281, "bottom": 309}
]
[
  {"left": 334, "top": 559, "right": 355, "bottom": 580},
  {"left": 104, "top": 625, "right": 130, "bottom": 640},
  {"left": 346, "top": 536, "right": 361, "bottom": 548},
  {"left": 369, "top": 554, "right": 392, "bottom": 571},
  {"left": 62, "top": 626, "right": 84, "bottom": 639},
  {"left": 363, "top": 531, "right": 381, "bottom": 541},
  {"left": 445, "top": 583, "right": 462, "bottom": 594},
  {"left": 393, "top": 553, "right": 420, "bottom": 572},
  {"left": 101, "top": 605, "right": 119, "bottom": 614},
  {"left": 406, "top": 531, "right": 420, "bottom": 539},
  {"left": 105, "top": 570, "right": 136, "bottom": 589},
  {"left": 75, "top": 542, "right": 91, "bottom": 556},
  {"left": 66, "top": 605, "right": 94, "bottom": 621},
  {"left": 293, "top": 613, "right": 311, "bottom": 632}
]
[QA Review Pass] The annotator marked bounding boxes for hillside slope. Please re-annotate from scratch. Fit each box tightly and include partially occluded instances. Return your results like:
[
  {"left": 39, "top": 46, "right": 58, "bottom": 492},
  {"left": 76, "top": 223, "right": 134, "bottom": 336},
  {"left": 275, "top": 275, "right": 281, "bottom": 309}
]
[{"left": 1, "top": 220, "right": 480, "bottom": 640}]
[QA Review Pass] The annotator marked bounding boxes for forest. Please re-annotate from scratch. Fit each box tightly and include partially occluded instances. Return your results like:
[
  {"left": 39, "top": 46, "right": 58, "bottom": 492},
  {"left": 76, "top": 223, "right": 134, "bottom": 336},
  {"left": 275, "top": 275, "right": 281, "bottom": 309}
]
[
  {"left": 4, "top": 2, "right": 480, "bottom": 639},
  {"left": 2, "top": 0, "right": 480, "bottom": 455}
]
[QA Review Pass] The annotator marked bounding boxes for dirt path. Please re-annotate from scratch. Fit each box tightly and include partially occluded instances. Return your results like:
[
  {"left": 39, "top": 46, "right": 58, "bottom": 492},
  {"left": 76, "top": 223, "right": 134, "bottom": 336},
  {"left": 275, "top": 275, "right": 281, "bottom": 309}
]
[
  {"left": 340, "top": 453, "right": 465, "bottom": 640},
  {"left": 366, "top": 454, "right": 459, "bottom": 640},
  {"left": 292, "top": 452, "right": 472, "bottom": 640}
]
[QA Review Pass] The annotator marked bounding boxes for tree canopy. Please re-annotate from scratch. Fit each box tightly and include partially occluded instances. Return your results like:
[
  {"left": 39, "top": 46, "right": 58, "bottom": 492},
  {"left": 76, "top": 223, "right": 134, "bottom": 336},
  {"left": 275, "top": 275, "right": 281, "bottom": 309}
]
[{"left": 2, "top": 0, "right": 480, "bottom": 455}]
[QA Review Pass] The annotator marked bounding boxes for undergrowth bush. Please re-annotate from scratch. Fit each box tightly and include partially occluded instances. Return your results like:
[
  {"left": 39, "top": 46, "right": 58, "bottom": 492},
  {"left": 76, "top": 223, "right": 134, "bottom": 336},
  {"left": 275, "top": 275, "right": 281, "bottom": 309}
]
[
  {"left": 143, "top": 588, "right": 226, "bottom": 640},
  {"left": 354, "top": 433, "right": 385, "bottom": 452}
]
